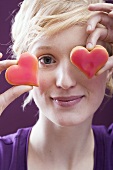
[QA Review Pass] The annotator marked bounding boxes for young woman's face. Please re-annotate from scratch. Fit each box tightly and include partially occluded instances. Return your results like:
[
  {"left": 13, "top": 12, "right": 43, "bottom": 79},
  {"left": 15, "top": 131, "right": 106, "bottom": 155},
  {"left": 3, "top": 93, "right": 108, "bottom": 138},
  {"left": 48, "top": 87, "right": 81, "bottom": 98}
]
[{"left": 31, "top": 25, "right": 109, "bottom": 126}]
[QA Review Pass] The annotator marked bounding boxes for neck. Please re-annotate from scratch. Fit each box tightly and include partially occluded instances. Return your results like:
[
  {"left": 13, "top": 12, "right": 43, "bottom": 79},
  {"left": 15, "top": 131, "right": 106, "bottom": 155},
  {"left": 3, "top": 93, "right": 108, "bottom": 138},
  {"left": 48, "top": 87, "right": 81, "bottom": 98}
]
[{"left": 29, "top": 114, "right": 94, "bottom": 167}]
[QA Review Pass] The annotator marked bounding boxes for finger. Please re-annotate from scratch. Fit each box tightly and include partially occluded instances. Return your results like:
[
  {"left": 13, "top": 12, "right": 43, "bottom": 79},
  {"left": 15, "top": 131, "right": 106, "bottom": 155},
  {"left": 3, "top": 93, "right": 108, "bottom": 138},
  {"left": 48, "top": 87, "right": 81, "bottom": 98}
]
[
  {"left": 96, "top": 56, "right": 113, "bottom": 75},
  {"left": 109, "top": 10, "right": 113, "bottom": 17},
  {"left": 88, "top": 3, "right": 113, "bottom": 13},
  {"left": 87, "top": 13, "right": 110, "bottom": 33},
  {"left": 86, "top": 27, "right": 107, "bottom": 50},
  {"left": 0, "top": 53, "right": 3, "bottom": 59},
  {"left": 0, "top": 60, "right": 17, "bottom": 73},
  {"left": 0, "top": 85, "right": 33, "bottom": 115},
  {"left": 87, "top": 14, "right": 101, "bottom": 32}
]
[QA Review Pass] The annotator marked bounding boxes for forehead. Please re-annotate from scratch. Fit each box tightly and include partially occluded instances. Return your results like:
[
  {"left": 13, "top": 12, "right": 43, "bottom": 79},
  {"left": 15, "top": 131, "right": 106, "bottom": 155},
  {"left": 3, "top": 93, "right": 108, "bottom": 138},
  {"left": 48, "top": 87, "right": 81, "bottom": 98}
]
[{"left": 30, "top": 25, "right": 88, "bottom": 53}]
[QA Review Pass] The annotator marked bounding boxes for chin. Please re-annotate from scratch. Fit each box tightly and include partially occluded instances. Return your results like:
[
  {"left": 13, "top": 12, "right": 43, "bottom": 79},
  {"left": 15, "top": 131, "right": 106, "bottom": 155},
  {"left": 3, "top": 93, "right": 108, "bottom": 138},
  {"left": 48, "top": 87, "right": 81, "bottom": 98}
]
[{"left": 50, "top": 115, "right": 92, "bottom": 127}]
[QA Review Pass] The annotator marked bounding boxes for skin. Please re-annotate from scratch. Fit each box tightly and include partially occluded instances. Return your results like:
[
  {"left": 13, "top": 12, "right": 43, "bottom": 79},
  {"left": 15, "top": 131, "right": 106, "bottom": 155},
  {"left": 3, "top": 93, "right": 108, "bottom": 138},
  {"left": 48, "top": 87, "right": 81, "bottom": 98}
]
[
  {"left": 86, "top": 3, "right": 113, "bottom": 75},
  {"left": 27, "top": 25, "right": 110, "bottom": 170}
]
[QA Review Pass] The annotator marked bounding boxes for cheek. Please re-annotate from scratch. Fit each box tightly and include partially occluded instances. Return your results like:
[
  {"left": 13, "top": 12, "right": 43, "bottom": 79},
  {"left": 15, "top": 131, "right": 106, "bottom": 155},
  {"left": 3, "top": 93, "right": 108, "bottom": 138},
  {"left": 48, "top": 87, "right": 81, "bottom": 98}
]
[
  {"left": 37, "top": 71, "right": 55, "bottom": 94},
  {"left": 79, "top": 73, "right": 108, "bottom": 116},
  {"left": 86, "top": 73, "right": 107, "bottom": 102},
  {"left": 93, "top": 74, "right": 107, "bottom": 91},
  {"left": 33, "top": 71, "right": 55, "bottom": 107}
]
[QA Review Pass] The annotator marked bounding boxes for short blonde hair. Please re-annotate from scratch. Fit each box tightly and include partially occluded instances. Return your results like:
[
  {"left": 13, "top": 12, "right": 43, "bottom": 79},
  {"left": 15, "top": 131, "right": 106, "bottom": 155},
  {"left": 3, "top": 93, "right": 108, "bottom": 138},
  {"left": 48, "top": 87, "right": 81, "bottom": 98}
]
[
  {"left": 11, "top": 0, "right": 104, "bottom": 58},
  {"left": 10, "top": 0, "right": 113, "bottom": 107}
]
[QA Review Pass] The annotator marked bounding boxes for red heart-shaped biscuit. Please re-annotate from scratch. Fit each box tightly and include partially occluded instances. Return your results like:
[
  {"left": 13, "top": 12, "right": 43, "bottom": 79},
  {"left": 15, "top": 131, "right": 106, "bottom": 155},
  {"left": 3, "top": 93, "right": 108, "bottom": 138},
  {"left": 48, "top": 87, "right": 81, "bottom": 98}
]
[
  {"left": 70, "top": 45, "right": 109, "bottom": 78},
  {"left": 5, "top": 52, "right": 39, "bottom": 86}
]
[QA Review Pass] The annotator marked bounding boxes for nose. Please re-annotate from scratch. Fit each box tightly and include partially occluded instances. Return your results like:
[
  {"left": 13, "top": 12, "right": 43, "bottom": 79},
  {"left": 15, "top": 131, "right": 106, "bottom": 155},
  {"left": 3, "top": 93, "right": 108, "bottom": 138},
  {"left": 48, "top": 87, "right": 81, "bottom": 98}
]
[{"left": 56, "top": 60, "right": 77, "bottom": 90}]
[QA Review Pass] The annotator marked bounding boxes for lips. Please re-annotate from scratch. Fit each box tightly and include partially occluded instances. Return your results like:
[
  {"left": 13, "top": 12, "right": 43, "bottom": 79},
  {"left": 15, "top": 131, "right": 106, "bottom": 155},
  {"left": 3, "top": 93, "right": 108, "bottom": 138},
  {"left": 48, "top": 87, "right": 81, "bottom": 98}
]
[{"left": 51, "top": 95, "right": 84, "bottom": 107}]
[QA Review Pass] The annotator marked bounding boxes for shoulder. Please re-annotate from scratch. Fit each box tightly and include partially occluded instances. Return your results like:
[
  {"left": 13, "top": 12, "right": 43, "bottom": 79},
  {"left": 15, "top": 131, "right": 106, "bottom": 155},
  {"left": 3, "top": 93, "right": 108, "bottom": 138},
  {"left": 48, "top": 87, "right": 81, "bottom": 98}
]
[
  {"left": 92, "top": 124, "right": 113, "bottom": 169},
  {"left": 92, "top": 124, "right": 113, "bottom": 146},
  {"left": 0, "top": 127, "right": 32, "bottom": 169},
  {"left": 0, "top": 127, "right": 31, "bottom": 145},
  {"left": 92, "top": 123, "right": 113, "bottom": 139}
]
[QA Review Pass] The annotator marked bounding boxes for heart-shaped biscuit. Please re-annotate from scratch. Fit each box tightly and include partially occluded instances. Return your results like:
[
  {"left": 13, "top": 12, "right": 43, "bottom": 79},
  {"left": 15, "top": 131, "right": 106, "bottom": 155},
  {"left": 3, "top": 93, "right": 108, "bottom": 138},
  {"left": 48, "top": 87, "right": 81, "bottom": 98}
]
[
  {"left": 70, "top": 45, "right": 109, "bottom": 78},
  {"left": 5, "top": 52, "right": 39, "bottom": 86}
]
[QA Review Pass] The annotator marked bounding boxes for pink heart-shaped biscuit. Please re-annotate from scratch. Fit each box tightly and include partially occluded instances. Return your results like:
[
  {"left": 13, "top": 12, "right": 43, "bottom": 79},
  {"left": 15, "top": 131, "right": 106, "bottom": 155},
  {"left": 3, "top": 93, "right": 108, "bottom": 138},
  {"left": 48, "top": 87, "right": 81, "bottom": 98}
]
[
  {"left": 5, "top": 52, "right": 39, "bottom": 86},
  {"left": 70, "top": 45, "right": 109, "bottom": 78}
]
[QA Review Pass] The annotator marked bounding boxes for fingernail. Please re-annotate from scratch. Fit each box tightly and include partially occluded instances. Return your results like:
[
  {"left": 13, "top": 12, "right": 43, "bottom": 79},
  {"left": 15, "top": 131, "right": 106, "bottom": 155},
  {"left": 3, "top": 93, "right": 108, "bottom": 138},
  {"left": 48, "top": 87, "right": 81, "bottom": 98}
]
[
  {"left": 0, "top": 52, "right": 3, "bottom": 57},
  {"left": 87, "top": 25, "right": 92, "bottom": 31},
  {"left": 96, "top": 70, "right": 101, "bottom": 75},
  {"left": 86, "top": 43, "right": 93, "bottom": 50}
]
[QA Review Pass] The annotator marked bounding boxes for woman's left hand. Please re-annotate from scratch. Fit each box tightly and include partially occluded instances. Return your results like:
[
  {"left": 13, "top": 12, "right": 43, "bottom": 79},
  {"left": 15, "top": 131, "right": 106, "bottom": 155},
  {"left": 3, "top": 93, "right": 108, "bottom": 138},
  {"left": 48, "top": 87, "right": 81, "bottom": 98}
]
[{"left": 86, "top": 2, "right": 113, "bottom": 75}]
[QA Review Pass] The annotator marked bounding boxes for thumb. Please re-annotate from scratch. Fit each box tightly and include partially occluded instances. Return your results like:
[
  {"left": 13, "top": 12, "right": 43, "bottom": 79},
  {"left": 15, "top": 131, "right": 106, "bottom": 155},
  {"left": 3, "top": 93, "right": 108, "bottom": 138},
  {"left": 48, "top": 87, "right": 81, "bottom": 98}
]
[{"left": 0, "top": 85, "right": 33, "bottom": 115}]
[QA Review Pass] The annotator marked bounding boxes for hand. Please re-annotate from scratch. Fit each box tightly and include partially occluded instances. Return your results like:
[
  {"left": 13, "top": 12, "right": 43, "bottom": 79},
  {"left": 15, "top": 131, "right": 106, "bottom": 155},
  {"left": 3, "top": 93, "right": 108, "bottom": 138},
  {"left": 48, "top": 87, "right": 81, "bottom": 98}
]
[
  {"left": 0, "top": 53, "right": 32, "bottom": 115},
  {"left": 86, "top": 2, "right": 113, "bottom": 75}
]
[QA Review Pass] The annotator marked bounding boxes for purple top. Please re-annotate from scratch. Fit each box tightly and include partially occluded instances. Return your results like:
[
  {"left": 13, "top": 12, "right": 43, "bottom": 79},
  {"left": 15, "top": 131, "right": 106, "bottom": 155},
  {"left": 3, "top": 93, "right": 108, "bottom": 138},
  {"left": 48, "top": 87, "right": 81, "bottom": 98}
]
[{"left": 0, "top": 125, "right": 113, "bottom": 170}]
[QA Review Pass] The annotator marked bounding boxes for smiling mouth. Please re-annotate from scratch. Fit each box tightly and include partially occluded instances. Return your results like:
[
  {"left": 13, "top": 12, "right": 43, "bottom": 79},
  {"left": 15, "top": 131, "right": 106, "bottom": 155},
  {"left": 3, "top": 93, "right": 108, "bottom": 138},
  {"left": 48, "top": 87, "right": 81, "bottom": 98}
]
[{"left": 51, "top": 95, "right": 85, "bottom": 107}]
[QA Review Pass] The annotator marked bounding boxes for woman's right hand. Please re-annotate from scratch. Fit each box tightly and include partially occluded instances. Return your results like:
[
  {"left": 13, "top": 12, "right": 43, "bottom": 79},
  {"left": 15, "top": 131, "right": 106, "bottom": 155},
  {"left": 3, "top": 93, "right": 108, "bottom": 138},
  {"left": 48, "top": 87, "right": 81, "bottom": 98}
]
[
  {"left": 86, "top": 2, "right": 113, "bottom": 49},
  {"left": 86, "top": 2, "right": 113, "bottom": 75},
  {"left": 0, "top": 53, "right": 32, "bottom": 115}
]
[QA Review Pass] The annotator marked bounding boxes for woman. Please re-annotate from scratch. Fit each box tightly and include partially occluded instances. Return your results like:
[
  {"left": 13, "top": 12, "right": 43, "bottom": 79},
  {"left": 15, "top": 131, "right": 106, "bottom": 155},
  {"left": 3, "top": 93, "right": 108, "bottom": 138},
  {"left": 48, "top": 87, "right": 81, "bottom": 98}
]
[{"left": 0, "top": 0, "right": 113, "bottom": 169}]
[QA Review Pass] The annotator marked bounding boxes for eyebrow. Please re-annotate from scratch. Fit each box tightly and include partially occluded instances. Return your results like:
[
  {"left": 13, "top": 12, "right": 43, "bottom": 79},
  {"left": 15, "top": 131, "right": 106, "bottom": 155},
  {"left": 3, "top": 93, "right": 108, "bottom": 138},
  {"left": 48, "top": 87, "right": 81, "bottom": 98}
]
[
  {"left": 35, "top": 45, "right": 87, "bottom": 52},
  {"left": 36, "top": 46, "right": 52, "bottom": 50}
]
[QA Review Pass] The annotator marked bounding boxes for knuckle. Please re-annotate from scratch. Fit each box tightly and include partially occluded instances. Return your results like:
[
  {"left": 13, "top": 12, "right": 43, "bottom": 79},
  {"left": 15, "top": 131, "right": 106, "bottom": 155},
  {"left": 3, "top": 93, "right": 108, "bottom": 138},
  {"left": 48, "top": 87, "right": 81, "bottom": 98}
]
[
  {"left": 0, "top": 106, "right": 4, "bottom": 115},
  {"left": 0, "top": 96, "right": 7, "bottom": 115},
  {"left": 11, "top": 87, "right": 18, "bottom": 99},
  {"left": 0, "top": 61, "right": 6, "bottom": 72}
]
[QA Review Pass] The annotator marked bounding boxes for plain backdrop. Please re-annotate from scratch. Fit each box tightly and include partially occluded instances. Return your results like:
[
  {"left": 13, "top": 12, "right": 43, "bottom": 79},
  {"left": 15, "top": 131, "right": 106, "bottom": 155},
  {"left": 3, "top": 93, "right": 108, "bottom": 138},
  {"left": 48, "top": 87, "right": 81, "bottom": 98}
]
[{"left": 0, "top": 0, "right": 113, "bottom": 136}]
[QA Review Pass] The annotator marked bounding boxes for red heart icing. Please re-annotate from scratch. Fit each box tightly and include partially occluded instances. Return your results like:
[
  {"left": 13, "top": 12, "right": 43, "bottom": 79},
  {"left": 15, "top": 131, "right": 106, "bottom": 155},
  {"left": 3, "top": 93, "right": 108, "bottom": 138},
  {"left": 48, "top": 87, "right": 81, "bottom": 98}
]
[
  {"left": 70, "top": 45, "right": 109, "bottom": 78},
  {"left": 5, "top": 52, "right": 39, "bottom": 86}
]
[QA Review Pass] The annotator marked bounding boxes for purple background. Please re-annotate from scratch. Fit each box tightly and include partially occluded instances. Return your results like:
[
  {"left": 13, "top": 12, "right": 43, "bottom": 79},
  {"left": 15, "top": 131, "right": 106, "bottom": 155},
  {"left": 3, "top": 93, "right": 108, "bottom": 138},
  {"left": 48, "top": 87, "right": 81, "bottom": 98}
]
[{"left": 0, "top": 0, "right": 113, "bottom": 136}]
